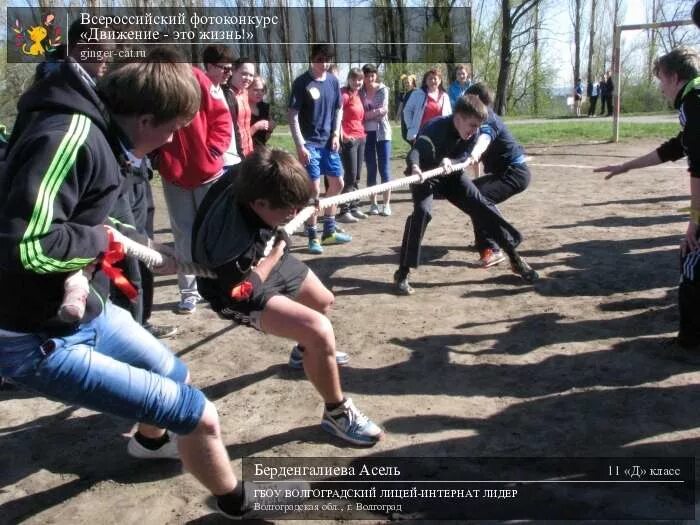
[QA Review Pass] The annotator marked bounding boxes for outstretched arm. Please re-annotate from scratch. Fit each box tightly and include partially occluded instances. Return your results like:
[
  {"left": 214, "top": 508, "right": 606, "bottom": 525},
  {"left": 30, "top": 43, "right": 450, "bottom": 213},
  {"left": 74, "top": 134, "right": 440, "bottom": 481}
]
[{"left": 593, "top": 150, "right": 663, "bottom": 180}]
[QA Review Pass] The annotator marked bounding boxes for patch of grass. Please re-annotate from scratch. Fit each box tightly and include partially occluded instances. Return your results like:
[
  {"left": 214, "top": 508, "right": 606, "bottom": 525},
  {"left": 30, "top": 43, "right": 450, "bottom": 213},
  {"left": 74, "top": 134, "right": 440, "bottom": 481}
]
[
  {"left": 510, "top": 121, "right": 679, "bottom": 146},
  {"left": 267, "top": 121, "right": 679, "bottom": 158}
]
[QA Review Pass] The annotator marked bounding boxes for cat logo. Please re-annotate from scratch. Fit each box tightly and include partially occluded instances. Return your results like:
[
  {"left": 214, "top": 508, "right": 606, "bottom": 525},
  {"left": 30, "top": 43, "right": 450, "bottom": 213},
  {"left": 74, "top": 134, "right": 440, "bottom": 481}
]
[{"left": 13, "top": 14, "right": 62, "bottom": 58}]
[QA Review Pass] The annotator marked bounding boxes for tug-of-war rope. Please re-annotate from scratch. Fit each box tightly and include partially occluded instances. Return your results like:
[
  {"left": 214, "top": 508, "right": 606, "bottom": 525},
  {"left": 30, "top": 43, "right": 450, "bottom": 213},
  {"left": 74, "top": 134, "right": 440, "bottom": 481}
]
[{"left": 120, "top": 160, "right": 472, "bottom": 277}]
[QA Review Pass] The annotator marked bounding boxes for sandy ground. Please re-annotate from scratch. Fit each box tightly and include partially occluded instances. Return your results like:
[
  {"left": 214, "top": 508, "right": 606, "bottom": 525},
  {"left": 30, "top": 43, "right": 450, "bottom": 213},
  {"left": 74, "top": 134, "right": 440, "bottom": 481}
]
[{"left": 1, "top": 140, "right": 699, "bottom": 524}]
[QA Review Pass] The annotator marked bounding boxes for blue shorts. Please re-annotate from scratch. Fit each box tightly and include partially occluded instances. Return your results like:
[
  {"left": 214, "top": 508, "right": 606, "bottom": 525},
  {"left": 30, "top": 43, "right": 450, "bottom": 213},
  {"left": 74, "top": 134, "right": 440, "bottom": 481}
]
[
  {"left": 0, "top": 302, "right": 206, "bottom": 434},
  {"left": 306, "top": 144, "right": 343, "bottom": 181}
]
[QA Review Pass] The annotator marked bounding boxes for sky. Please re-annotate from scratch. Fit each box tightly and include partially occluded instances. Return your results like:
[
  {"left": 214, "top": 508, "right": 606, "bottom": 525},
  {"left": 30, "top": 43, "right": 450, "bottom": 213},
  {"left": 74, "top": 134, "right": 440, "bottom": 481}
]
[{"left": 546, "top": 0, "right": 694, "bottom": 87}]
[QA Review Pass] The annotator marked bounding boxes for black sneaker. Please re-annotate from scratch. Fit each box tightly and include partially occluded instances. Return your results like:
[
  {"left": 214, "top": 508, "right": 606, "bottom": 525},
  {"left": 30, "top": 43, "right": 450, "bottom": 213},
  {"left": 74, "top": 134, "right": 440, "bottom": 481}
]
[
  {"left": 509, "top": 254, "right": 539, "bottom": 283},
  {"left": 393, "top": 270, "right": 415, "bottom": 295},
  {"left": 144, "top": 323, "right": 178, "bottom": 339},
  {"left": 673, "top": 335, "right": 700, "bottom": 350},
  {"left": 0, "top": 376, "right": 17, "bottom": 391},
  {"left": 208, "top": 481, "right": 310, "bottom": 519}
]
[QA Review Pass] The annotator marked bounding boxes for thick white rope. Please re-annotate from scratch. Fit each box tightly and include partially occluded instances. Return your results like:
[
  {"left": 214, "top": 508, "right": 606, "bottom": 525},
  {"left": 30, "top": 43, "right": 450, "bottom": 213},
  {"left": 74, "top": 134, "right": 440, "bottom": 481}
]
[{"left": 120, "top": 160, "right": 471, "bottom": 277}]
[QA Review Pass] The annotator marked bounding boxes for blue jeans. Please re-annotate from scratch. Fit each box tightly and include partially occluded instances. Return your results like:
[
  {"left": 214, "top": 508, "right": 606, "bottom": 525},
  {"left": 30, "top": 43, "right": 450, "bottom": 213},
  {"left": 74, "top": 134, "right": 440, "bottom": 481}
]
[
  {"left": 364, "top": 131, "right": 392, "bottom": 187},
  {"left": 0, "top": 302, "right": 205, "bottom": 434}
]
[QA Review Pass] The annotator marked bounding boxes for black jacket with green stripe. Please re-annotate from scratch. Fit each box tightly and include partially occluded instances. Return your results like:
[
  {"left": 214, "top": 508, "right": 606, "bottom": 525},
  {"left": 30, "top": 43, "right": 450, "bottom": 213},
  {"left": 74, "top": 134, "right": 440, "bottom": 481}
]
[{"left": 0, "top": 61, "right": 122, "bottom": 334}]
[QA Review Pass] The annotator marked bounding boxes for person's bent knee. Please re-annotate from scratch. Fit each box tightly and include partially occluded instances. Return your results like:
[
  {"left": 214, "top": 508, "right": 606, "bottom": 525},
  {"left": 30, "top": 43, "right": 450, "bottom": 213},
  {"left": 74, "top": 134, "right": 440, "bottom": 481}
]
[
  {"left": 318, "top": 291, "right": 334, "bottom": 316},
  {"left": 304, "top": 315, "right": 335, "bottom": 355},
  {"left": 189, "top": 400, "right": 221, "bottom": 438},
  {"left": 330, "top": 177, "right": 344, "bottom": 191}
]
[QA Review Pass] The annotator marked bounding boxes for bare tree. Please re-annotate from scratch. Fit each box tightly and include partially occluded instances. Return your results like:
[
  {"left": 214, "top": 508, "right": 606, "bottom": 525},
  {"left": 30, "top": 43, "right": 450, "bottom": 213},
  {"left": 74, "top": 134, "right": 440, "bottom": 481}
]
[
  {"left": 586, "top": 0, "right": 597, "bottom": 84},
  {"left": 608, "top": 0, "right": 623, "bottom": 72},
  {"left": 470, "top": 0, "right": 502, "bottom": 86},
  {"left": 495, "top": 0, "right": 541, "bottom": 115},
  {"left": 395, "top": 0, "right": 407, "bottom": 62},
  {"left": 307, "top": 0, "right": 318, "bottom": 45},
  {"left": 532, "top": 1, "right": 541, "bottom": 114},
  {"left": 571, "top": 0, "right": 583, "bottom": 83},
  {"left": 645, "top": 0, "right": 662, "bottom": 82},
  {"left": 277, "top": 0, "right": 293, "bottom": 110},
  {"left": 657, "top": 0, "right": 699, "bottom": 52},
  {"left": 432, "top": 1, "right": 457, "bottom": 76}
]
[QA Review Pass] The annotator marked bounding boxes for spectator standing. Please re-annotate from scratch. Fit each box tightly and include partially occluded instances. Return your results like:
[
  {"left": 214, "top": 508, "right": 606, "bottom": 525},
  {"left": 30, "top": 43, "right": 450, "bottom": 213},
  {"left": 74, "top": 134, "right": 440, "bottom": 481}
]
[
  {"left": 587, "top": 78, "right": 599, "bottom": 116},
  {"left": 360, "top": 63, "right": 393, "bottom": 216},
  {"left": 158, "top": 66, "right": 232, "bottom": 314},
  {"left": 402, "top": 68, "right": 452, "bottom": 143},
  {"left": 337, "top": 68, "right": 367, "bottom": 223},
  {"left": 203, "top": 45, "right": 241, "bottom": 170},
  {"left": 288, "top": 43, "right": 351, "bottom": 255},
  {"left": 599, "top": 73, "right": 608, "bottom": 116},
  {"left": 397, "top": 74, "right": 417, "bottom": 142},
  {"left": 447, "top": 64, "right": 472, "bottom": 108},
  {"left": 605, "top": 71, "right": 615, "bottom": 116},
  {"left": 225, "top": 59, "right": 256, "bottom": 158},
  {"left": 248, "top": 75, "right": 275, "bottom": 150},
  {"left": 574, "top": 78, "right": 583, "bottom": 117}
]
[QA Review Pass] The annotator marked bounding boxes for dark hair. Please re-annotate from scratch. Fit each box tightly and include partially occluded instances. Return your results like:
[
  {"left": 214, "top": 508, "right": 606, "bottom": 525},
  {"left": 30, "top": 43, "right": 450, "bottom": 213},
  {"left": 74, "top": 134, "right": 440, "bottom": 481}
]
[
  {"left": 346, "top": 67, "right": 363, "bottom": 88},
  {"left": 68, "top": 19, "right": 86, "bottom": 48},
  {"left": 202, "top": 44, "right": 235, "bottom": 66},
  {"left": 232, "top": 57, "right": 254, "bottom": 71},
  {"left": 234, "top": 149, "right": 313, "bottom": 208},
  {"left": 362, "top": 63, "right": 378, "bottom": 75},
  {"left": 465, "top": 82, "right": 494, "bottom": 107},
  {"left": 250, "top": 75, "right": 267, "bottom": 92},
  {"left": 453, "top": 94, "right": 488, "bottom": 122},
  {"left": 653, "top": 46, "right": 700, "bottom": 81},
  {"left": 347, "top": 67, "right": 363, "bottom": 80},
  {"left": 421, "top": 68, "right": 444, "bottom": 91},
  {"left": 310, "top": 43, "right": 334, "bottom": 61},
  {"left": 99, "top": 48, "right": 200, "bottom": 124}
]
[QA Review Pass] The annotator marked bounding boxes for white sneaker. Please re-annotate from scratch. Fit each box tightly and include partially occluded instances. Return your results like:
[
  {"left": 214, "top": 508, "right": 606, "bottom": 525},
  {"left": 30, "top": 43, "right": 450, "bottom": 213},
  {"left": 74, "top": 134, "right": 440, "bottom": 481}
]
[
  {"left": 368, "top": 203, "right": 380, "bottom": 215},
  {"left": 351, "top": 209, "right": 368, "bottom": 219},
  {"left": 321, "top": 398, "right": 384, "bottom": 446},
  {"left": 176, "top": 295, "right": 197, "bottom": 314},
  {"left": 337, "top": 211, "right": 359, "bottom": 223},
  {"left": 380, "top": 204, "right": 392, "bottom": 216},
  {"left": 127, "top": 431, "right": 179, "bottom": 459}
]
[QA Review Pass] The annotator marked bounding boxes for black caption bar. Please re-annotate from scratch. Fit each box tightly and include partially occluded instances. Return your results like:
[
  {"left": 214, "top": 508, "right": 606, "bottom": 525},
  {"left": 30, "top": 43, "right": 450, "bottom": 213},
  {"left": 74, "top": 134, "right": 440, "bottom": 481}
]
[
  {"left": 240, "top": 457, "right": 694, "bottom": 520},
  {"left": 7, "top": 6, "right": 471, "bottom": 64}
]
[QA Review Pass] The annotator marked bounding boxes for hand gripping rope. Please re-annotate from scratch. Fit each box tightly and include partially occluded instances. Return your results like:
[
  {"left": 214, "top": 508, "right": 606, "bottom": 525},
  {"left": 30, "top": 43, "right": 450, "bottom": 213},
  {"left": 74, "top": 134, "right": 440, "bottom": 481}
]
[{"left": 118, "top": 160, "right": 472, "bottom": 276}]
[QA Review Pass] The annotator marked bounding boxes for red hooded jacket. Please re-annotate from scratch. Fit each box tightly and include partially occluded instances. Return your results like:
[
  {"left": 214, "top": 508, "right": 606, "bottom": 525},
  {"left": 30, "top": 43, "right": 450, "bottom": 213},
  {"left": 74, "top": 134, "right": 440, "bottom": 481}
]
[{"left": 157, "top": 67, "right": 232, "bottom": 189}]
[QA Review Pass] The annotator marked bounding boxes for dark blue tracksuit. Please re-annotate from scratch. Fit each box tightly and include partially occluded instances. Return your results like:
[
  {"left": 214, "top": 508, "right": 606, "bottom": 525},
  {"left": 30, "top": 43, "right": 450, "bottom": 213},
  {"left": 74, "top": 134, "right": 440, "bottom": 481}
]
[
  {"left": 399, "top": 116, "right": 522, "bottom": 269},
  {"left": 472, "top": 109, "right": 531, "bottom": 252}
]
